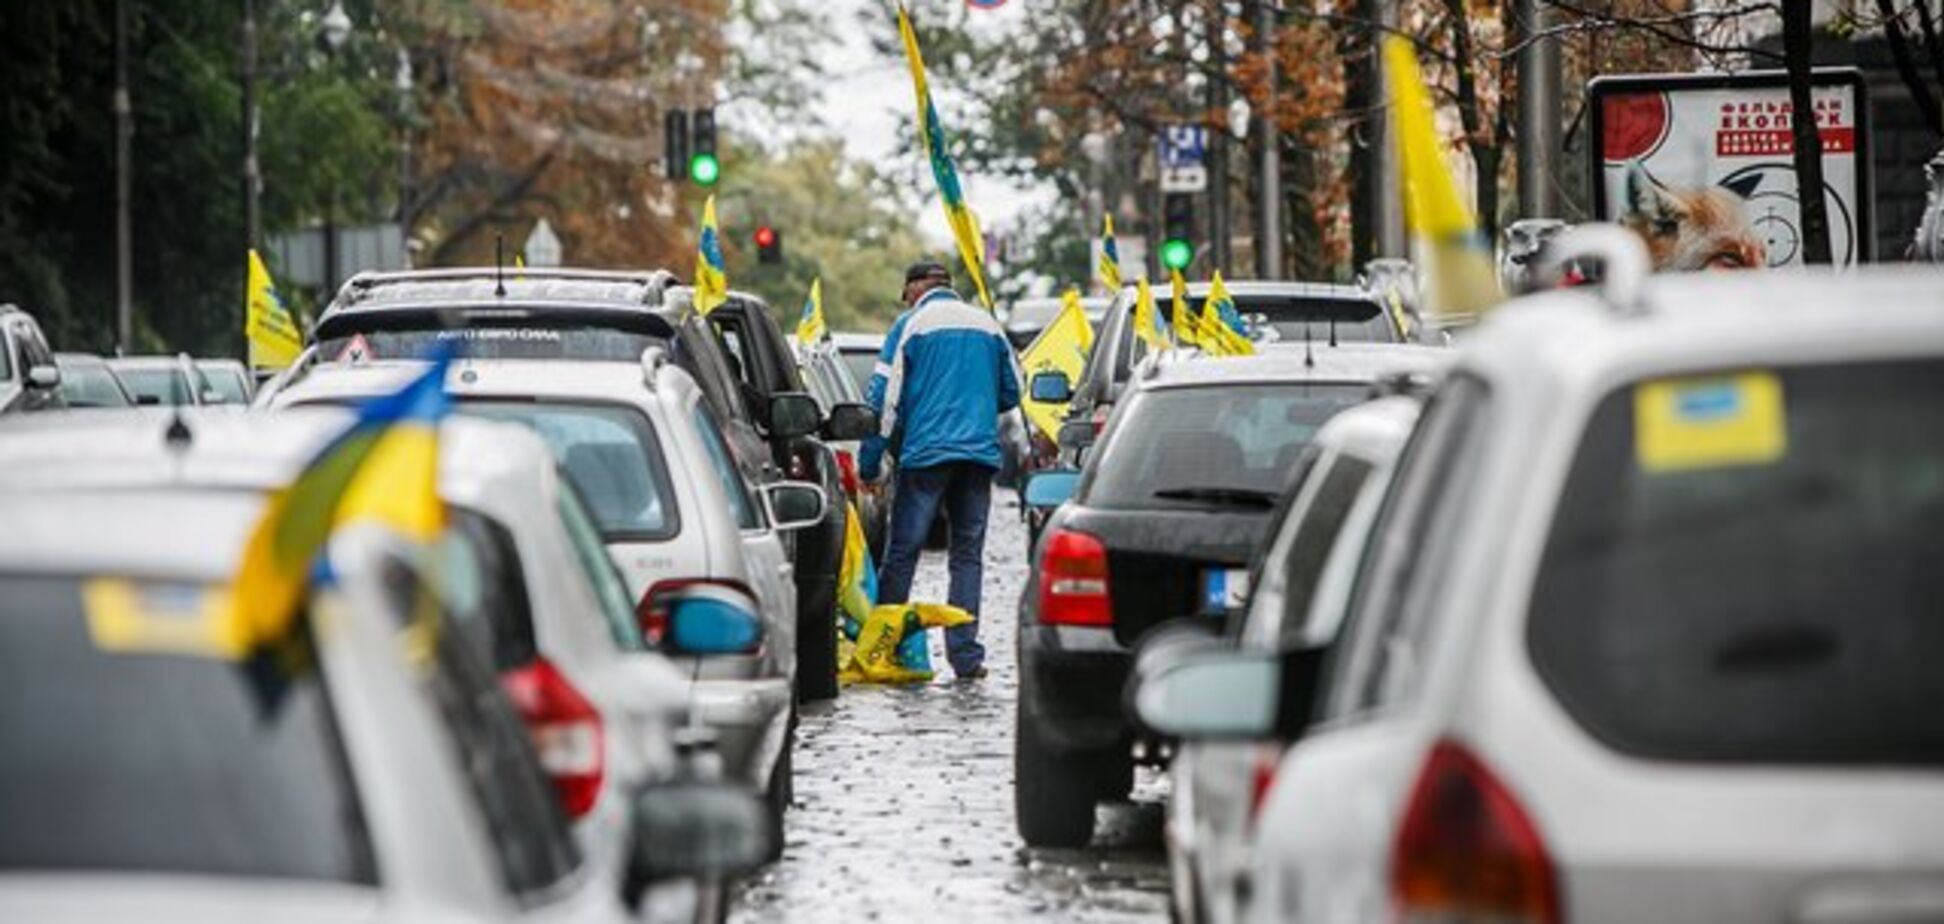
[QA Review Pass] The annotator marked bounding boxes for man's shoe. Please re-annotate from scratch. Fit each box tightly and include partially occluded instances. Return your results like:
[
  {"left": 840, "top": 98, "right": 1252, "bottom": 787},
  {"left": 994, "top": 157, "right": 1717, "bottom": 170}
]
[{"left": 954, "top": 665, "right": 988, "bottom": 681}]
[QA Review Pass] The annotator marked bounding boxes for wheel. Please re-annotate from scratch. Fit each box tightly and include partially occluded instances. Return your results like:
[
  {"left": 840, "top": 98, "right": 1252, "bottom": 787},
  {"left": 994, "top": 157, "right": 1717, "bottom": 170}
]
[
  {"left": 1014, "top": 700, "right": 1104, "bottom": 848},
  {"left": 1095, "top": 748, "right": 1135, "bottom": 801},
  {"left": 765, "top": 742, "right": 793, "bottom": 855}
]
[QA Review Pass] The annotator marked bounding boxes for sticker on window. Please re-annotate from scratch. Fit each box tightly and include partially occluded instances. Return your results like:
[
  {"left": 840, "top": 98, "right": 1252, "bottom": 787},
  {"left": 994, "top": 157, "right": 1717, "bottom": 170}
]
[
  {"left": 83, "top": 578, "right": 251, "bottom": 660},
  {"left": 1634, "top": 372, "right": 1787, "bottom": 472}
]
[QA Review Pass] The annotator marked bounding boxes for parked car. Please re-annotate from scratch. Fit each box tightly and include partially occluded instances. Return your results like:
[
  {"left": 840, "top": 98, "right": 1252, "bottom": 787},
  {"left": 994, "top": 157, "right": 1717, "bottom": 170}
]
[
  {"left": 0, "top": 412, "right": 771, "bottom": 924},
  {"left": 1062, "top": 281, "right": 1407, "bottom": 462},
  {"left": 1014, "top": 343, "right": 1446, "bottom": 847},
  {"left": 0, "top": 304, "right": 63, "bottom": 414},
  {"left": 1136, "top": 257, "right": 1944, "bottom": 924},
  {"left": 108, "top": 354, "right": 224, "bottom": 407},
  {"left": 196, "top": 357, "right": 254, "bottom": 404},
  {"left": 269, "top": 355, "right": 824, "bottom": 813},
  {"left": 1134, "top": 394, "right": 1426, "bottom": 924},
  {"left": 53, "top": 353, "right": 133, "bottom": 408},
  {"left": 797, "top": 337, "right": 889, "bottom": 563}
]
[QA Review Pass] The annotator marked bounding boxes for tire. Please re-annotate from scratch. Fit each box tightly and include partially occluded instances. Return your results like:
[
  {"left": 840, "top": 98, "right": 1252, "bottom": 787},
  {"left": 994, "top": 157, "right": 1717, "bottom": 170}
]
[
  {"left": 1095, "top": 748, "right": 1135, "bottom": 801},
  {"left": 1014, "top": 701, "right": 1104, "bottom": 848}
]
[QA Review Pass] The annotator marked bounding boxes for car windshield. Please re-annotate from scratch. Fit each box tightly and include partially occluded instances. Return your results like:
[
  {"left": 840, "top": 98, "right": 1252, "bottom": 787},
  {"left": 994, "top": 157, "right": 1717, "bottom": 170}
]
[
  {"left": 463, "top": 401, "right": 679, "bottom": 541},
  {"left": 57, "top": 362, "right": 131, "bottom": 408},
  {"left": 0, "top": 574, "right": 376, "bottom": 884},
  {"left": 1165, "top": 294, "right": 1396, "bottom": 345},
  {"left": 317, "top": 327, "right": 669, "bottom": 363},
  {"left": 1085, "top": 382, "right": 1371, "bottom": 510},
  {"left": 1530, "top": 359, "right": 1944, "bottom": 766},
  {"left": 203, "top": 366, "right": 251, "bottom": 404},
  {"left": 114, "top": 366, "right": 190, "bottom": 405}
]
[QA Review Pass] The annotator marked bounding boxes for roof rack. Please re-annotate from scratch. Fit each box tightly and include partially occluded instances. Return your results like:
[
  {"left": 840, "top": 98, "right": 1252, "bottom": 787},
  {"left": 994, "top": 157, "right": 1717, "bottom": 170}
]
[{"left": 331, "top": 267, "right": 679, "bottom": 310}]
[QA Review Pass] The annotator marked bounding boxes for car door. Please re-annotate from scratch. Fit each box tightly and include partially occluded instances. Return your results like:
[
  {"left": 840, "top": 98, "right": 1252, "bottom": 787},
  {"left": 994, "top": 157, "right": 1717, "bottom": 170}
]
[
  {"left": 688, "top": 397, "right": 797, "bottom": 677},
  {"left": 673, "top": 318, "right": 774, "bottom": 486}
]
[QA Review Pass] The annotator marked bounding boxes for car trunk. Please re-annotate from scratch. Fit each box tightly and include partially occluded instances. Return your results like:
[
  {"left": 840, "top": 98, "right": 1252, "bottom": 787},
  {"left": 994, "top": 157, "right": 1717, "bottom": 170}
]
[{"left": 1060, "top": 506, "right": 1274, "bottom": 647}]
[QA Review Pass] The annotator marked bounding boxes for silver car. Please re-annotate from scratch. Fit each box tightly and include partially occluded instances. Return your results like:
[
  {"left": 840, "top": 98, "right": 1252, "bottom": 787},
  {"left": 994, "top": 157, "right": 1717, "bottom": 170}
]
[
  {"left": 1137, "top": 261, "right": 1944, "bottom": 924},
  {"left": 0, "top": 415, "right": 769, "bottom": 923}
]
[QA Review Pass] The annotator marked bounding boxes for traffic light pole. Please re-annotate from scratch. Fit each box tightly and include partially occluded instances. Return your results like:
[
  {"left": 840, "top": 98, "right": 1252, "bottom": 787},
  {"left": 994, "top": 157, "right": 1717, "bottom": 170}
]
[{"left": 1257, "top": 0, "right": 1283, "bottom": 280}]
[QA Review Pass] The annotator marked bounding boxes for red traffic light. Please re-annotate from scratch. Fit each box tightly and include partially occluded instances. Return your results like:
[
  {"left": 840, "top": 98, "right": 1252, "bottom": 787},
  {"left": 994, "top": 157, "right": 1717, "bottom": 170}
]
[{"left": 753, "top": 226, "right": 777, "bottom": 248}]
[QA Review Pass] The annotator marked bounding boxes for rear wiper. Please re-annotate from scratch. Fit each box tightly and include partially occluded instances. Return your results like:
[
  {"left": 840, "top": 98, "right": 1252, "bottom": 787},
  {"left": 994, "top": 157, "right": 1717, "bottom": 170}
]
[{"left": 1151, "top": 487, "right": 1278, "bottom": 509}]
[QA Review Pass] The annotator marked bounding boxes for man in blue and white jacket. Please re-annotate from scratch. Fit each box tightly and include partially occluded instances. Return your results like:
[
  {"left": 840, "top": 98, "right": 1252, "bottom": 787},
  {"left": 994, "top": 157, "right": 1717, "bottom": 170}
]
[{"left": 861, "top": 262, "right": 1022, "bottom": 680}]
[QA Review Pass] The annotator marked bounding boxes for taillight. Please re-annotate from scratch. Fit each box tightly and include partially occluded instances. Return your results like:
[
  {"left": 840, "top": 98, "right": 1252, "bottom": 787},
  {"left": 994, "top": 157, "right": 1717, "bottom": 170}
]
[
  {"left": 1037, "top": 528, "right": 1111, "bottom": 626},
  {"left": 1090, "top": 404, "right": 1112, "bottom": 436},
  {"left": 500, "top": 658, "right": 605, "bottom": 819},
  {"left": 640, "top": 578, "right": 763, "bottom": 654},
  {"left": 835, "top": 449, "right": 861, "bottom": 496},
  {"left": 1391, "top": 740, "right": 1560, "bottom": 924}
]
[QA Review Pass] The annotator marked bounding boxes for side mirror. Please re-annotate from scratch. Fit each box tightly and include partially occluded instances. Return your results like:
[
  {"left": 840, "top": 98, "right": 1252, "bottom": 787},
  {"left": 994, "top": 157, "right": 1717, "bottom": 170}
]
[
  {"left": 766, "top": 391, "right": 821, "bottom": 440},
  {"left": 658, "top": 583, "right": 764, "bottom": 656},
  {"left": 1029, "top": 371, "right": 1073, "bottom": 404},
  {"left": 1128, "top": 646, "right": 1328, "bottom": 741},
  {"left": 765, "top": 480, "right": 827, "bottom": 532},
  {"left": 1021, "top": 468, "right": 1081, "bottom": 510},
  {"left": 26, "top": 365, "right": 60, "bottom": 390},
  {"left": 822, "top": 402, "right": 878, "bottom": 442},
  {"left": 624, "top": 780, "right": 775, "bottom": 904},
  {"left": 1056, "top": 418, "right": 1095, "bottom": 451}
]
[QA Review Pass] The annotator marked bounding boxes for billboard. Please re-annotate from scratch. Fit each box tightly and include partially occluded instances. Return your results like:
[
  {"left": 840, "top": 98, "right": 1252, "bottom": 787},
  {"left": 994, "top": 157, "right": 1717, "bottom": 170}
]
[{"left": 1589, "top": 70, "right": 1874, "bottom": 269}]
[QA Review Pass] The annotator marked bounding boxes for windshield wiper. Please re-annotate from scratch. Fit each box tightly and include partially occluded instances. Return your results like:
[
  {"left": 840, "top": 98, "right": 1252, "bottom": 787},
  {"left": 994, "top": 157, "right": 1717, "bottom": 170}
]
[{"left": 1151, "top": 487, "right": 1278, "bottom": 509}]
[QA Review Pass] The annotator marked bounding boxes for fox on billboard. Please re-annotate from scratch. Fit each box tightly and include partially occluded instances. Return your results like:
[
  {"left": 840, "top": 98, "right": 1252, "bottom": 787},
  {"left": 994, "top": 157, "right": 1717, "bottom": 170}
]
[{"left": 1589, "top": 69, "right": 1875, "bottom": 269}]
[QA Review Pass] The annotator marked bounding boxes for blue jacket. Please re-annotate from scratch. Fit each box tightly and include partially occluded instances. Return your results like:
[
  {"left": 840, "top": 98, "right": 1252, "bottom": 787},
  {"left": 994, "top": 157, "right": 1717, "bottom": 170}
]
[{"left": 862, "top": 288, "right": 1021, "bottom": 478}]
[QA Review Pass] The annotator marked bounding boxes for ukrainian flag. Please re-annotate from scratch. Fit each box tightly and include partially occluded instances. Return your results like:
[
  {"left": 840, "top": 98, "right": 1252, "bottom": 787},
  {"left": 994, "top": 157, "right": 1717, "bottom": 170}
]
[
  {"left": 797, "top": 277, "right": 828, "bottom": 346},
  {"left": 897, "top": 4, "right": 994, "bottom": 312},
  {"left": 1170, "top": 269, "right": 1199, "bottom": 349},
  {"left": 1098, "top": 215, "right": 1123, "bottom": 292},
  {"left": 1199, "top": 272, "right": 1255, "bottom": 356},
  {"left": 226, "top": 350, "right": 453, "bottom": 653},
  {"left": 1384, "top": 36, "right": 1501, "bottom": 320},
  {"left": 1133, "top": 276, "right": 1170, "bottom": 354},
  {"left": 694, "top": 195, "right": 730, "bottom": 316}
]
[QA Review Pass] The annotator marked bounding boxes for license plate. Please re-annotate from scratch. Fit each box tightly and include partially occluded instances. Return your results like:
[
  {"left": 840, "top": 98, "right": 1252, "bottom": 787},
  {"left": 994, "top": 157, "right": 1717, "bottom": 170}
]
[{"left": 1201, "top": 569, "right": 1250, "bottom": 613}]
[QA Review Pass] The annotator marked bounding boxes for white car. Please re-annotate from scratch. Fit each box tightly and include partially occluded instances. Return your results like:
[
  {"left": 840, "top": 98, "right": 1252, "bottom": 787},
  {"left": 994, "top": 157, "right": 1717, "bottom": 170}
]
[
  {"left": 1136, "top": 256, "right": 1944, "bottom": 924},
  {"left": 268, "top": 352, "right": 823, "bottom": 805},
  {"left": 0, "top": 413, "right": 770, "bottom": 924},
  {"left": 1146, "top": 394, "right": 1425, "bottom": 924}
]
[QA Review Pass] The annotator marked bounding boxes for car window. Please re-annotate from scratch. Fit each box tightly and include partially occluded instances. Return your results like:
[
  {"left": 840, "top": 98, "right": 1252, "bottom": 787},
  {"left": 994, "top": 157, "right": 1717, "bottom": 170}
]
[
  {"left": 441, "top": 508, "right": 539, "bottom": 671},
  {"left": 671, "top": 321, "right": 753, "bottom": 425},
  {"left": 419, "top": 571, "right": 582, "bottom": 896},
  {"left": 1529, "top": 359, "right": 1944, "bottom": 766},
  {"left": 713, "top": 320, "right": 753, "bottom": 384},
  {"left": 1249, "top": 456, "right": 1374, "bottom": 650},
  {"left": 316, "top": 328, "right": 670, "bottom": 363},
  {"left": 115, "top": 367, "right": 192, "bottom": 406},
  {"left": 693, "top": 402, "right": 762, "bottom": 530},
  {"left": 0, "top": 575, "right": 377, "bottom": 884},
  {"left": 839, "top": 349, "right": 878, "bottom": 392},
  {"left": 1083, "top": 383, "right": 1371, "bottom": 510},
  {"left": 21, "top": 331, "right": 53, "bottom": 369},
  {"left": 464, "top": 401, "right": 680, "bottom": 542},
  {"left": 58, "top": 362, "right": 132, "bottom": 408},
  {"left": 204, "top": 367, "right": 251, "bottom": 404},
  {"left": 555, "top": 484, "right": 647, "bottom": 651},
  {"left": 1323, "top": 375, "right": 1491, "bottom": 720}
]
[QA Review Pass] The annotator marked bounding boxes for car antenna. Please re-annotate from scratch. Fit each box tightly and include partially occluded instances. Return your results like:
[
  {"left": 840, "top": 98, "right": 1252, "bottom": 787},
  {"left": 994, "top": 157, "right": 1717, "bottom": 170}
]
[
  {"left": 1329, "top": 315, "right": 1338, "bottom": 348},
  {"left": 1303, "top": 319, "right": 1316, "bottom": 369},
  {"left": 494, "top": 233, "right": 507, "bottom": 298}
]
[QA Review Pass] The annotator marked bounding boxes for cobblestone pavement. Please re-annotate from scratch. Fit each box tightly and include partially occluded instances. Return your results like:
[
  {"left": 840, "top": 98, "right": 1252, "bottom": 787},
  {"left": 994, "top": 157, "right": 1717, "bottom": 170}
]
[{"left": 731, "top": 494, "right": 1171, "bottom": 923}]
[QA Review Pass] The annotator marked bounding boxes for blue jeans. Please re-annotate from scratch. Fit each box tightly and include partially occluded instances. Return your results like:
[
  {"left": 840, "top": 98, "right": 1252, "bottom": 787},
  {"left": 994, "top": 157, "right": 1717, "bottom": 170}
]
[{"left": 877, "top": 461, "right": 993, "bottom": 673}]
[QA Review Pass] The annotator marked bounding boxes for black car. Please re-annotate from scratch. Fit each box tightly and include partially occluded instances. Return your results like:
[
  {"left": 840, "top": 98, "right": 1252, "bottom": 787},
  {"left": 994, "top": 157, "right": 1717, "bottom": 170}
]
[{"left": 1013, "top": 344, "right": 1441, "bottom": 848}]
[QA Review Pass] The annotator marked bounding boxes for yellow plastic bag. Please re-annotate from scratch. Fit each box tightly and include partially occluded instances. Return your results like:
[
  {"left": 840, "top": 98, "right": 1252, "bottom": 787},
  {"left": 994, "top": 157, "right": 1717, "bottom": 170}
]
[{"left": 839, "top": 602, "right": 974, "bottom": 685}]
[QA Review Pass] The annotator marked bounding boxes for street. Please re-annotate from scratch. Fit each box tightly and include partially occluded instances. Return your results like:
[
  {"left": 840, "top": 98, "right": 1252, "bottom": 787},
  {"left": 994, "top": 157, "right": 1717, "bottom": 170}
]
[{"left": 733, "top": 494, "right": 1171, "bottom": 923}]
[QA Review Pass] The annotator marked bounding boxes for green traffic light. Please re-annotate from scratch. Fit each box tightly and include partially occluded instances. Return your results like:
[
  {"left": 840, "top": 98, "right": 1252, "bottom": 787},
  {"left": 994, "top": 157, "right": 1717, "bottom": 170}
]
[
  {"left": 1160, "top": 238, "right": 1192, "bottom": 271},
  {"left": 689, "top": 153, "right": 721, "bottom": 186}
]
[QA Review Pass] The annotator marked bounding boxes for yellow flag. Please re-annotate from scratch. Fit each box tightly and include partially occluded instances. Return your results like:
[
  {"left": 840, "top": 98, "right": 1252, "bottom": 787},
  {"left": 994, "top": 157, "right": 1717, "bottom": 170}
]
[
  {"left": 898, "top": 4, "right": 994, "bottom": 311},
  {"left": 1169, "top": 269, "right": 1198, "bottom": 348},
  {"left": 796, "top": 277, "right": 828, "bottom": 346},
  {"left": 246, "top": 249, "right": 303, "bottom": 370},
  {"left": 1198, "top": 272, "right": 1255, "bottom": 357},
  {"left": 1098, "top": 215, "right": 1123, "bottom": 292},
  {"left": 1133, "top": 277, "right": 1170, "bottom": 354},
  {"left": 1384, "top": 36, "right": 1501, "bottom": 319},
  {"left": 1018, "top": 289, "right": 1095, "bottom": 442},
  {"left": 694, "top": 195, "right": 730, "bottom": 316}
]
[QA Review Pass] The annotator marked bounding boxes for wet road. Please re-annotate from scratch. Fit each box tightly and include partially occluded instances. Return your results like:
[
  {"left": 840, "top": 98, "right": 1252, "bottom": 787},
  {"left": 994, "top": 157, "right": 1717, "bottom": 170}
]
[{"left": 731, "top": 494, "right": 1170, "bottom": 923}]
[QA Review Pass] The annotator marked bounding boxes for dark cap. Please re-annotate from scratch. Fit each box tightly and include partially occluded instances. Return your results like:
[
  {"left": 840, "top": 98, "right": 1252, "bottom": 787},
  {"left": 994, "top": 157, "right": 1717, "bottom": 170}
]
[{"left": 904, "top": 261, "right": 952, "bottom": 285}]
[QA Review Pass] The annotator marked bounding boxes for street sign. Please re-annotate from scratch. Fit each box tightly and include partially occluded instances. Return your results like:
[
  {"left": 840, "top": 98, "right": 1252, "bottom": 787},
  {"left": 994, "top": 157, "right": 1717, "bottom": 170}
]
[
  {"left": 1159, "top": 125, "right": 1208, "bottom": 193},
  {"left": 524, "top": 217, "right": 563, "bottom": 267}
]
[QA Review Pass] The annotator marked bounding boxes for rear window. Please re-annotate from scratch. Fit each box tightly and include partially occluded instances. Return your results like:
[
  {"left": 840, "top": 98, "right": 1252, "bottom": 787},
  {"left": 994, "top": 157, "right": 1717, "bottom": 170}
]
[
  {"left": 115, "top": 367, "right": 190, "bottom": 406},
  {"left": 442, "top": 509, "right": 538, "bottom": 671},
  {"left": 1085, "top": 382, "right": 1370, "bottom": 510},
  {"left": 204, "top": 366, "right": 251, "bottom": 404},
  {"left": 318, "top": 328, "right": 668, "bottom": 363},
  {"left": 58, "top": 364, "right": 131, "bottom": 408},
  {"left": 839, "top": 349, "right": 878, "bottom": 392},
  {"left": 464, "top": 401, "right": 680, "bottom": 541},
  {"left": 1158, "top": 294, "right": 1396, "bottom": 349},
  {"left": 1530, "top": 359, "right": 1944, "bottom": 765},
  {"left": 0, "top": 575, "right": 376, "bottom": 883}
]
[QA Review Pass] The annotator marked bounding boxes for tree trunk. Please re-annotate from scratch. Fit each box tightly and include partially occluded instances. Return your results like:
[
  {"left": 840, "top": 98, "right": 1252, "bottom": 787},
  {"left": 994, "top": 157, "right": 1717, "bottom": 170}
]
[
  {"left": 1874, "top": 0, "right": 1943, "bottom": 138},
  {"left": 1440, "top": 0, "right": 1497, "bottom": 237},
  {"left": 1783, "top": 3, "right": 1833, "bottom": 265},
  {"left": 1341, "top": 0, "right": 1380, "bottom": 269}
]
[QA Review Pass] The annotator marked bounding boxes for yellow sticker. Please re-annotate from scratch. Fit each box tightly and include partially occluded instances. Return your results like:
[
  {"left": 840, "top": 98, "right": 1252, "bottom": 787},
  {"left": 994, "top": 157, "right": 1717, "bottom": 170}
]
[
  {"left": 83, "top": 578, "right": 251, "bottom": 660},
  {"left": 1634, "top": 372, "right": 1787, "bottom": 473}
]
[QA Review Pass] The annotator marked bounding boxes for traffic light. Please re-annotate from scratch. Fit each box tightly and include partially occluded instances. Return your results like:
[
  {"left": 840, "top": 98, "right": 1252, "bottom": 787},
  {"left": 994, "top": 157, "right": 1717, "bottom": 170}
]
[
  {"left": 1161, "top": 193, "right": 1194, "bottom": 271},
  {"left": 755, "top": 225, "right": 783, "bottom": 265},
  {"left": 689, "top": 108, "right": 720, "bottom": 187},
  {"left": 663, "top": 109, "right": 690, "bottom": 182}
]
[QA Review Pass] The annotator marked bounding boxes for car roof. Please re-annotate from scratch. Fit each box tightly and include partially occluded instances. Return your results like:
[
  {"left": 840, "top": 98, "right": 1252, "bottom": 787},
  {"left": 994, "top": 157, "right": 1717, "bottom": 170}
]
[
  {"left": 1459, "top": 267, "right": 1944, "bottom": 396},
  {"left": 1137, "top": 343, "right": 1450, "bottom": 390},
  {"left": 104, "top": 356, "right": 186, "bottom": 370},
  {"left": 1306, "top": 394, "right": 1423, "bottom": 462},
  {"left": 317, "top": 268, "right": 680, "bottom": 341},
  {"left": 1111, "top": 279, "right": 1379, "bottom": 305},
  {"left": 831, "top": 331, "right": 883, "bottom": 351},
  {"left": 55, "top": 352, "right": 109, "bottom": 367}
]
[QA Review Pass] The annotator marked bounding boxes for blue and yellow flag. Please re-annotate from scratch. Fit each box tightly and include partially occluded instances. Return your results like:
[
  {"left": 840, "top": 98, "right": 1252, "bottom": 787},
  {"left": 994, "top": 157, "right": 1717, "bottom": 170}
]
[
  {"left": 226, "top": 351, "right": 453, "bottom": 653},
  {"left": 1169, "top": 269, "right": 1198, "bottom": 349},
  {"left": 897, "top": 4, "right": 994, "bottom": 312},
  {"left": 246, "top": 249, "right": 303, "bottom": 371},
  {"left": 1199, "top": 272, "right": 1255, "bottom": 357},
  {"left": 797, "top": 277, "right": 828, "bottom": 346},
  {"left": 1019, "top": 289, "right": 1095, "bottom": 443},
  {"left": 1384, "top": 36, "right": 1501, "bottom": 320},
  {"left": 1098, "top": 215, "right": 1123, "bottom": 293},
  {"left": 1133, "top": 276, "right": 1170, "bottom": 354},
  {"left": 694, "top": 195, "right": 730, "bottom": 316}
]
